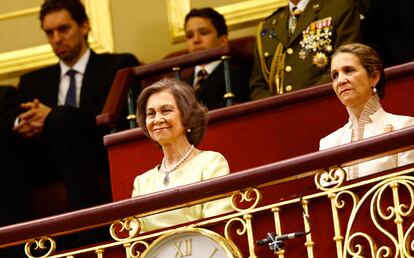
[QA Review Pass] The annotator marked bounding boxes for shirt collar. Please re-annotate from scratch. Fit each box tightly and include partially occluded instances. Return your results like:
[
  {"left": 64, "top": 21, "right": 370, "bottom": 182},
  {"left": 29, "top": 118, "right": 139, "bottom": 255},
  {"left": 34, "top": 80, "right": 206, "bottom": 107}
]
[
  {"left": 59, "top": 48, "right": 91, "bottom": 77},
  {"left": 195, "top": 60, "right": 222, "bottom": 76},
  {"left": 347, "top": 94, "right": 382, "bottom": 128},
  {"left": 289, "top": 0, "right": 310, "bottom": 12}
]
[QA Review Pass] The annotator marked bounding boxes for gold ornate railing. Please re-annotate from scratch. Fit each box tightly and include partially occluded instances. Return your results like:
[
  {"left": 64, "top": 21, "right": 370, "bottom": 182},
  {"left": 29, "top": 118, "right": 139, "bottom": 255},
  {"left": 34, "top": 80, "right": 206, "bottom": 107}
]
[{"left": 1, "top": 126, "right": 414, "bottom": 257}]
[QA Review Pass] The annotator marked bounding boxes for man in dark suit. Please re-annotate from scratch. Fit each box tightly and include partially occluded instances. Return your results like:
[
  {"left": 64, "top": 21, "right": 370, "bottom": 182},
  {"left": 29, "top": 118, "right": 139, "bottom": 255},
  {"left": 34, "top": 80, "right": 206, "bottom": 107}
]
[
  {"left": 183, "top": 8, "right": 250, "bottom": 110},
  {"left": 0, "top": 0, "right": 139, "bottom": 223}
]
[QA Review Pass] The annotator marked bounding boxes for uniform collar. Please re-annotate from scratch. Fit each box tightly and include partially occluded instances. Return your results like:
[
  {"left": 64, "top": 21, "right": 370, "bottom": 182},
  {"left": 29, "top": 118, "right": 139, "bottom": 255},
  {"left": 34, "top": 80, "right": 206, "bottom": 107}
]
[{"left": 289, "top": 0, "right": 311, "bottom": 13}]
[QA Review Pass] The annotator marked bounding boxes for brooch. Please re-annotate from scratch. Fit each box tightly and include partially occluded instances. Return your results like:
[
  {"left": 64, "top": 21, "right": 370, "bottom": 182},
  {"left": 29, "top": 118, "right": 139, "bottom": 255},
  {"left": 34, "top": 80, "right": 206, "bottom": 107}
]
[
  {"left": 299, "top": 17, "right": 333, "bottom": 68},
  {"left": 383, "top": 124, "right": 394, "bottom": 133}
]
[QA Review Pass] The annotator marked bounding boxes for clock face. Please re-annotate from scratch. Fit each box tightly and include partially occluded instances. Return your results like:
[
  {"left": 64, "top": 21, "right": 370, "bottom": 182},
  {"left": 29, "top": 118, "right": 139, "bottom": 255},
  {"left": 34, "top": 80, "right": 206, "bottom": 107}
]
[{"left": 141, "top": 228, "right": 240, "bottom": 258}]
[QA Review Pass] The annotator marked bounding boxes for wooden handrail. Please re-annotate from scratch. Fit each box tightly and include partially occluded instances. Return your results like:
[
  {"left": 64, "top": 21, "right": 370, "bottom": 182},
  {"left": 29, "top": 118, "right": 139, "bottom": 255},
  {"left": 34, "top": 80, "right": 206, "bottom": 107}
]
[
  {"left": 102, "top": 82, "right": 333, "bottom": 147},
  {"left": 96, "top": 45, "right": 253, "bottom": 127},
  {"left": 102, "top": 60, "right": 414, "bottom": 147},
  {"left": 1, "top": 125, "right": 414, "bottom": 248},
  {"left": 96, "top": 56, "right": 414, "bottom": 129},
  {"left": 385, "top": 61, "right": 414, "bottom": 80}
]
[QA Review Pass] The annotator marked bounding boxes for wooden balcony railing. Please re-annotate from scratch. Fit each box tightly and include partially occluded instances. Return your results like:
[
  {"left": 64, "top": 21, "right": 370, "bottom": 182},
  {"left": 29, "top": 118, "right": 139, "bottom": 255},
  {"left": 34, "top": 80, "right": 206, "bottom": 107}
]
[
  {"left": 104, "top": 61, "right": 414, "bottom": 201},
  {"left": 1, "top": 125, "right": 413, "bottom": 258}
]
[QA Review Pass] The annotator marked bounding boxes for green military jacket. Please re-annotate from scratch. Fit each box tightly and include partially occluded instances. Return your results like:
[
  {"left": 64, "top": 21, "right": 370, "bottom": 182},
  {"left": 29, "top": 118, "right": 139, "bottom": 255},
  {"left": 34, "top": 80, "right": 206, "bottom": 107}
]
[{"left": 250, "top": 0, "right": 360, "bottom": 99}]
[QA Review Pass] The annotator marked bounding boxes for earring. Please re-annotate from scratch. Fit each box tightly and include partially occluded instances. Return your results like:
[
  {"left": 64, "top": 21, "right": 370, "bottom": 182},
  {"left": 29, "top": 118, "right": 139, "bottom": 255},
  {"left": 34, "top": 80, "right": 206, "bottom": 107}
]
[
  {"left": 372, "top": 87, "right": 377, "bottom": 94},
  {"left": 187, "top": 128, "right": 191, "bottom": 133}
]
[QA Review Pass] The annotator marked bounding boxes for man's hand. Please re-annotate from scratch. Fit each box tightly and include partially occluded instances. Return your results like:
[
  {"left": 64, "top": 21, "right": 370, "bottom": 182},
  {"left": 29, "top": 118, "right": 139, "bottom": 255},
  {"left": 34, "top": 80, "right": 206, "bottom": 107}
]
[{"left": 13, "top": 99, "right": 52, "bottom": 137}]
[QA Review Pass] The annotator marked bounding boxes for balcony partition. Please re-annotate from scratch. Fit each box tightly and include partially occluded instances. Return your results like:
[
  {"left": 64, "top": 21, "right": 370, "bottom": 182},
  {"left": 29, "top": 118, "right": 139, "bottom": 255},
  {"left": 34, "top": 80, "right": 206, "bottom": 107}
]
[{"left": 0, "top": 126, "right": 413, "bottom": 257}]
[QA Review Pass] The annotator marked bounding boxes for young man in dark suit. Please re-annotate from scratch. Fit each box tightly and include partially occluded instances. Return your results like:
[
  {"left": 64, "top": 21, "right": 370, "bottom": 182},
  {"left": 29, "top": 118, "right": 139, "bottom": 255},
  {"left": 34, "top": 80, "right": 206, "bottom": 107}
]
[
  {"left": 0, "top": 0, "right": 139, "bottom": 223},
  {"left": 183, "top": 8, "right": 251, "bottom": 110}
]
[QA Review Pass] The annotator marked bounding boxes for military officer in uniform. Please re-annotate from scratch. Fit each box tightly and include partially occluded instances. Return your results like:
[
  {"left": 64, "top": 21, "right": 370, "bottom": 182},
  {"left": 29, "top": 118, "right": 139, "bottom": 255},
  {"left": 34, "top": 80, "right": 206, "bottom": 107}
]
[{"left": 250, "top": 0, "right": 361, "bottom": 100}]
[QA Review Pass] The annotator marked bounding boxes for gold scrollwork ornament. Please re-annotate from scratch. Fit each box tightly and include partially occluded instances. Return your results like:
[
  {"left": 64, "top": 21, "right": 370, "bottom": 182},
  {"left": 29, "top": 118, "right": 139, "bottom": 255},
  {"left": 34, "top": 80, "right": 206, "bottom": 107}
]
[
  {"left": 128, "top": 240, "right": 150, "bottom": 258},
  {"left": 110, "top": 216, "right": 141, "bottom": 241},
  {"left": 314, "top": 166, "right": 347, "bottom": 191},
  {"left": 25, "top": 237, "right": 56, "bottom": 258},
  {"left": 231, "top": 188, "right": 262, "bottom": 212}
]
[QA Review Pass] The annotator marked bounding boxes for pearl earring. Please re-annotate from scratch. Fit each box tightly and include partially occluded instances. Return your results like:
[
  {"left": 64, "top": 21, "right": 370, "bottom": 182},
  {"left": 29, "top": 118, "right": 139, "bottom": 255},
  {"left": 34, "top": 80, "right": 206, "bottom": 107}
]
[
  {"left": 372, "top": 87, "right": 377, "bottom": 94},
  {"left": 187, "top": 128, "right": 191, "bottom": 133}
]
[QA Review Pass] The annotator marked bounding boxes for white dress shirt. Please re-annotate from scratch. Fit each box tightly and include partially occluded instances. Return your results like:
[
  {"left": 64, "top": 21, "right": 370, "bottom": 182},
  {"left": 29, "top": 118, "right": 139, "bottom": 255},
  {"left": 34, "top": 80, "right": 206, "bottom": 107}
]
[
  {"left": 58, "top": 49, "right": 91, "bottom": 107},
  {"left": 193, "top": 60, "right": 222, "bottom": 86}
]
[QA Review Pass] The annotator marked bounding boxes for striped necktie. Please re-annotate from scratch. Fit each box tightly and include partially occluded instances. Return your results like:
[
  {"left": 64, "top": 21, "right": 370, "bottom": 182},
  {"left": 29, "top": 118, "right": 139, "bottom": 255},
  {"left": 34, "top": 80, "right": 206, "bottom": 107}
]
[
  {"left": 289, "top": 6, "right": 302, "bottom": 35},
  {"left": 194, "top": 68, "right": 208, "bottom": 91}
]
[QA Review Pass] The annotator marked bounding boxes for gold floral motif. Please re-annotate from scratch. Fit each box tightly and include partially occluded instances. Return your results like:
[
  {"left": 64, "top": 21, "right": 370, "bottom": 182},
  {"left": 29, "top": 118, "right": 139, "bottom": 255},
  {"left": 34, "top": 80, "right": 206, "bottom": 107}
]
[
  {"left": 231, "top": 188, "right": 262, "bottom": 212},
  {"left": 128, "top": 240, "right": 150, "bottom": 258},
  {"left": 25, "top": 237, "right": 56, "bottom": 258},
  {"left": 110, "top": 216, "right": 141, "bottom": 241},
  {"left": 346, "top": 232, "right": 378, "bottom": 257},
  {"left": 225, "top": 216, "right": 258, "bottom": 258},
  {"left": 314, "top": 167, "right": 347, "bottom": 191},
  {"left": 343, "top": 176, "right": 414, "bottom": 257}
]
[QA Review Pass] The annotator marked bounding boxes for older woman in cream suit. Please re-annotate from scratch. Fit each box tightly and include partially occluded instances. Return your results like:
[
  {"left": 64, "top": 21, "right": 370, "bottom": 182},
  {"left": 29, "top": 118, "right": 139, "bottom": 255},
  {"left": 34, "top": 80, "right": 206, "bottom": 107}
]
[{"left": 320, "top": 43, "right": 414, "bottom": 180}]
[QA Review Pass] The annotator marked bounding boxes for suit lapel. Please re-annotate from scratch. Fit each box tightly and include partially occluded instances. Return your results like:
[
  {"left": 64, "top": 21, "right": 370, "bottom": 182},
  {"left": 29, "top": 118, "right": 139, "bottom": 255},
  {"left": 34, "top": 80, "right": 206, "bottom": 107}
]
[
  {"left": 186, "top": 68, "right": 195, "bottom": 86},
  {"left": 288, "top": 0, "right": 321, "bottom": 45},
  {"left": 47, "top": 65, "right": 61, "bottom": 107},
  {"left": 79, "top": 51, "right": 100, "bottom": 107},
  {"left": 195, "top": 63, "right": 224, "bottom": 98},
  {"left": 341, "top": 122, "right": 353, "bottom": 145},
  {"left": 274, "top": 8, "right": 290, "bottom": 47}
]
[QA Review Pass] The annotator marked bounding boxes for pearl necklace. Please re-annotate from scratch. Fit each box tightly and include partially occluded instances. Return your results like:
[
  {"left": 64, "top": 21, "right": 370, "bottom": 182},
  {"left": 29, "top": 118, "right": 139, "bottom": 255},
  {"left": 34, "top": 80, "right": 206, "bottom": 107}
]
[{"left": 160, "top": 145, "right": 194, "bottom": 185}]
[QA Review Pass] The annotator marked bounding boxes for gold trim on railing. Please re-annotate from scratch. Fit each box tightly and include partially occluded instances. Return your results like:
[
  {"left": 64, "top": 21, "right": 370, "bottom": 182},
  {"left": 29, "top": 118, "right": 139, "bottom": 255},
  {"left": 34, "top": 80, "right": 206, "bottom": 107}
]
[
  {"left": 272, "top": 207, "right": 286, "bottom": 257},
  {"left": 25, "top": 237, "right": 56, "bottom": 258},
  {"left": 110, "top": 216, "right": 141, "bottom": 241},
  {"left": 343, "top": 175, "right": 414, "bottom": 257},
  {"left": 329, "top": 190, "right": 359, "bottom": 258},
  {"left": 231, "top": 187, "right": 262, "bottom": 212},
  {"left": 301, "top": 199, "right": 315, "bottom": 257},
  {"left": 128, "top": 240, "right": 149, "bottom": 258},
  {"left": 315, "top": 166, "right": 347, "bottom": 190},
  {"left": 17, "top": 163, "right": 414, "bottom": 257}
]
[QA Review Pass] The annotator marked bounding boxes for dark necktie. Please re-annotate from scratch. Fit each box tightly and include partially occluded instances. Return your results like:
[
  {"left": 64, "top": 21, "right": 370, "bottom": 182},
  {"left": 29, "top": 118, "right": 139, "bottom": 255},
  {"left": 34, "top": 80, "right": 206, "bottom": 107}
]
[
  {"left": 194, "top": 68, "right": 208, "bottom": 91},
  {"left": 65, "top": 69, "right": 77, "bottom": 107}
]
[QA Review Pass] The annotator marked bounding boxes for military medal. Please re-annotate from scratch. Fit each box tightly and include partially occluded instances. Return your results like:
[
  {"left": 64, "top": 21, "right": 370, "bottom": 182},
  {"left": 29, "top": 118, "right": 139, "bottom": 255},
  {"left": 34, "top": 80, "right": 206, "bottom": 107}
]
[
  {"left": 299, "top": 17, "right": 333, "bottom": 68},
  {"left": 299, "top": 49, "right": 307, "bottom": 60},
  {"left": 312, "top": 52, "right": 328, "bottom": 68}
]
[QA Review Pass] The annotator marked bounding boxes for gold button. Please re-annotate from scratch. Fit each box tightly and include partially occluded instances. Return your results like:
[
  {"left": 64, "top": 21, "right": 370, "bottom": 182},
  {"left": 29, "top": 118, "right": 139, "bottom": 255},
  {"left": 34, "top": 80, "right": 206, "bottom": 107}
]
[
  {"left": 264, "top": 52, "right": 270, "bottom": 58},
  {"left": 285, "top": 85, "right": 292, "bottom": 92},
  {"left": 285, "top": 66, "right": 292, "bottom": 72},
  {"left": 287, "top": 48, "right": 293, "bottom": 54}
]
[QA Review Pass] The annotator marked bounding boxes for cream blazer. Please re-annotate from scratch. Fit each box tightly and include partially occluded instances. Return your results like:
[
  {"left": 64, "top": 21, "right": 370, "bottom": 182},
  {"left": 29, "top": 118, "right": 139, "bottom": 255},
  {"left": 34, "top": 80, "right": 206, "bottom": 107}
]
[
  {"left": 132, "top": 151, "right": 232, "bottom": 232},
  {"left": 320, "top": 108, "right": 414, "bottom": 179}
]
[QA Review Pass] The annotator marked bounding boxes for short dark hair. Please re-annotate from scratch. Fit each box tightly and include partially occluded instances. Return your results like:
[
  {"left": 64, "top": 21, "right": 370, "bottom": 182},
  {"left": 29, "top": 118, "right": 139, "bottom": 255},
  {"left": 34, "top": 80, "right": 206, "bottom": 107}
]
[
  {"left": 136, "top": 78, "right": 208, "bottom": 147},
  {"left": 332, "top": 43, "right": 386, "bottom": 98},
  {"left": 184, "top": 8, "right": 228, "bottom": 37},
  {"left": 40, "top": 0, "right": 88, "bottom": 26}
]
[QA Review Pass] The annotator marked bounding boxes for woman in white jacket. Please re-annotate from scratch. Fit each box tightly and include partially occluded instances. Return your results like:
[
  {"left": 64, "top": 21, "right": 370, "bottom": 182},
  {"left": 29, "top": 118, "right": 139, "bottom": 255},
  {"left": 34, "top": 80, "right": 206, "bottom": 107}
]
[{"left": 319, "top": 43, "right": 414, "bottom": 180}]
